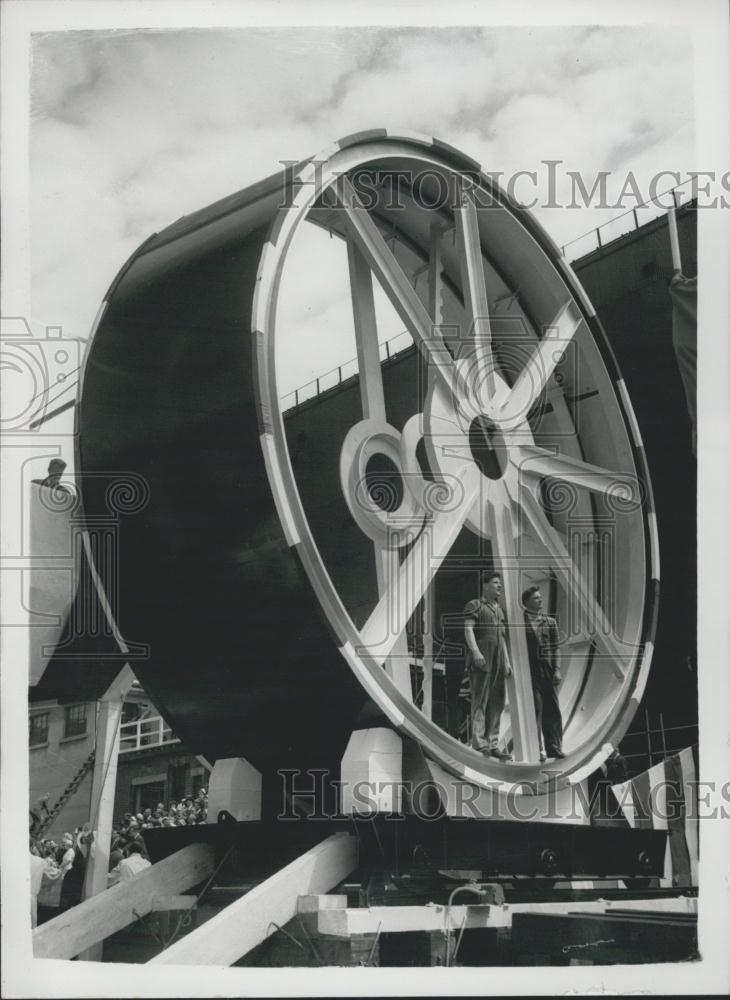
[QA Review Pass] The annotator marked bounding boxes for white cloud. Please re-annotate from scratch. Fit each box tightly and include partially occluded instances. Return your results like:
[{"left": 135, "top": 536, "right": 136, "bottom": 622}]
[{"left": 29, "top": 24, "right": 695, "bottom": 391}]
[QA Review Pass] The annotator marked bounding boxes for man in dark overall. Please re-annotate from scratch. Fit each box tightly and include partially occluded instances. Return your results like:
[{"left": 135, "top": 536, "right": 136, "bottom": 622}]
[
  {"left": 463, "top": 571, "right": 513, "bottom": 761},
  {"left": 522, "top": 585, "right": 564, "bottom": 762}
]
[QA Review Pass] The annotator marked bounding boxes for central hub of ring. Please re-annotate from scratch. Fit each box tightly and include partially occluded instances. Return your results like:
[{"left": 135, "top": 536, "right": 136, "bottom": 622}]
[
  {"left": 469, "top": 416, "right": 508, "bottom": 480},
  {"left": 364, "top": 453, "right": 404, "bottom": 512}
]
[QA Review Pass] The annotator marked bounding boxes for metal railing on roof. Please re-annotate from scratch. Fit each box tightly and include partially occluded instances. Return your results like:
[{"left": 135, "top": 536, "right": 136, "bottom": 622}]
[
  {"left": 279, "top": 183, "right": 696, "bottom": 414},
  {"left": 560, "top": 181, "right": 695, "bottom": 260},
  {"left": 279, "top": 328, "right": 413, "bottom": 412}
]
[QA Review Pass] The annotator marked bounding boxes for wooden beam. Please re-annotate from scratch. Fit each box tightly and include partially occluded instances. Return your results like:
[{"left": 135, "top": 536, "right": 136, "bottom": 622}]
[
  {"left": 149, "top": 833, "right": 358, "bottom": 966},
  {"left": 33, "top": 843, "right": 214, "bottom": 960},
  {"left": 321, "top": 903, "right": 499, "bottom": 937},
  {"left": 78, "top": 712, "right": 119, "bottom": 956},
  {"left": 79, "top": 666, "right": 136, "bottom": 961},
  {"left": 100, "top": 663, "right": 136, "bottom": 702},
  {"left": 318, "top": 895, "right": 698, "bottom": 938},
  {"left": 297, "top": 893, "right": 348, "bottom": 914},
  {"left": 150, "top": 895, "right": 197, "bottom": 912}
]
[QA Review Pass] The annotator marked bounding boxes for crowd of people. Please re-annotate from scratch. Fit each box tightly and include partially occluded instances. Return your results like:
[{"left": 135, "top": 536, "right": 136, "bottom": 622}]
[
  {"left": 113, "top": 787, "right": 208, "bottom": 839},
  {"left": 29, "top": 787, "right": 209, "bottom": 924},
  {"left": 108, "top": 789, "right": 208, "bottom": 881},
  {"left": 29, "top": 825, "right": 94, "bottom": 925},
  {"left": 31, "top": 787, "right": 208, "bottom": 859},
  {"left": 31, "top": 827, "right": 92, "bottom": 870}
]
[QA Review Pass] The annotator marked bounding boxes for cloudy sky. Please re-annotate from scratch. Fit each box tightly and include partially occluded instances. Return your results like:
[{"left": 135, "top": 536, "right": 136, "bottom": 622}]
[{"left": 29, "top": 22, "right": 695, "bottom": 415}]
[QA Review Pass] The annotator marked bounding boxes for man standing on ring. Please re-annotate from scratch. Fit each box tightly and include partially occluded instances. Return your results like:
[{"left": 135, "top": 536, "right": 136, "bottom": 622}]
[
  {"left": 463, "top": 570, "right": 513, "bottom": 761},
  {"left": 522, "top": 585, "right": 565, "bottom": 762}
]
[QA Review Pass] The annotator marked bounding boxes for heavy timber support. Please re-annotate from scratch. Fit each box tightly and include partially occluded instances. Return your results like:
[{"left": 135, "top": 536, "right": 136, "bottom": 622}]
[
  {"left": 33, "top": 843, "right": 214, "bottom": 960},
  {"left": 317, "top": 894, "right": 698, "bottom": 938},
  {"left": 80, "top": 665, "right": 135, "bottom": 961},
  {"left": 149, "top": 833, "right": 358, "bottom": 966}
]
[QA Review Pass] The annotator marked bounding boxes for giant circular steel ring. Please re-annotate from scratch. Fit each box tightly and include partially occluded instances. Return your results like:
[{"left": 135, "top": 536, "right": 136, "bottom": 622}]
[{"left": 78, "top": 131, "right": 658, "bottom": 794}]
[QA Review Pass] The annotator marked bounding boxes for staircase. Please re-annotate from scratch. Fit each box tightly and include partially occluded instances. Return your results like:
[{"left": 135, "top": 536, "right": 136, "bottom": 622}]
[{"left": 32, "top": 750, "right": 96, "bottom": 839}]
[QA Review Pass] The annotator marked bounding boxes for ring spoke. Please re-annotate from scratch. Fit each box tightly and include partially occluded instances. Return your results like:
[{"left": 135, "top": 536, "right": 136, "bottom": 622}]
[
  {"left": 499, "top": 300, "right": 583, "bottom": 425},
  {"left": 513, "top": 444, "right": 640, "bottom": 499},
  {"left": 372, "top": 543, "right": 414, "bottom": 698},
  {"left": 455, "top": 186, "right": 499, "bottom": 404},
  {"left": 336, "top": 176, "right": 457, "bottom": 395},
  {"left": 484, "top": 494, "right": 540, "bottom": 762},
  {"left": 520, "top": 486, "right": 628, "bottom": 678},
  {"left": 347, "top": 240, "right": 386, "bottom": 422},
  {"left": 428, "top": 222, "right": 445, "bottom": 327},
  {"left": 359, "top": 465, "right": 481, "bottom": 664}
]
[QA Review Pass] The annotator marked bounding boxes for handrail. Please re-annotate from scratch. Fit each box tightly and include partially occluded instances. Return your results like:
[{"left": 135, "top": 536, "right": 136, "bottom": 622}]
[
  {"left": 119, "top": 714, "right": 180, "bottom": 753},
  {"left": 279, "top": 328, "right": 413, "bottom": 412},
  {"left": 560, "top": 181, "right": 695, "bottom": 258}
]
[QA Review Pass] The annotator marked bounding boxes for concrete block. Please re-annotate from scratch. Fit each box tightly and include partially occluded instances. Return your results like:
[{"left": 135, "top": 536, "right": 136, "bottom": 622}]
[
  {"left": 341, "top": 728, "right": 403, "bottom": 814},
  {"left": 206, "top": 758, "right": 261, "bottom": 822},
  {"left": 297, "top": 894, "right": 348, "bottom": 914}
]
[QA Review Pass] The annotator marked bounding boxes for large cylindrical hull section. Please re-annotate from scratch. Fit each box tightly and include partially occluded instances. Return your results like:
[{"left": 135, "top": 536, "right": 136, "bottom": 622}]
[{"left": 78, "top": 132, "right": 658, "bottom": 789}]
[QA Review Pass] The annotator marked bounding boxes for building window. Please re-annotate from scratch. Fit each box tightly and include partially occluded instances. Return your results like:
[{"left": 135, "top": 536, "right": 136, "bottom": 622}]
[
  {"left": 169, "top": 763, "right": 188, "bottom": 803},
  {"left": 134, "top": 781, "right": 166, "bottom": 813},
  {"left": 191, "top": 770, "right": 206, "bottom": 797},
  {"left": 29, "top": 712, "right": 49, "bottom": 747},
  {"left": 64, "top": 703, "right": 87, "bottom": 739}
]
